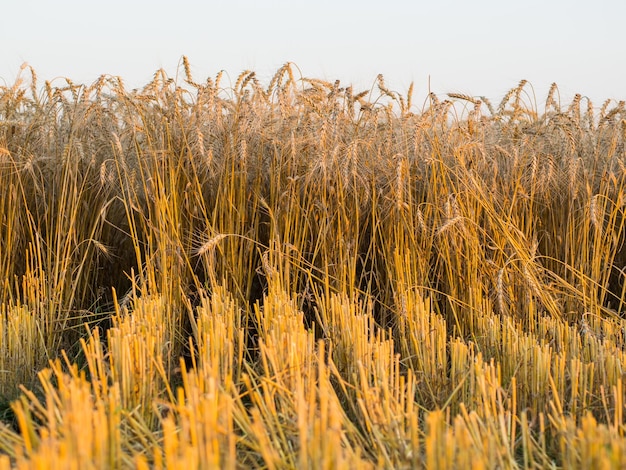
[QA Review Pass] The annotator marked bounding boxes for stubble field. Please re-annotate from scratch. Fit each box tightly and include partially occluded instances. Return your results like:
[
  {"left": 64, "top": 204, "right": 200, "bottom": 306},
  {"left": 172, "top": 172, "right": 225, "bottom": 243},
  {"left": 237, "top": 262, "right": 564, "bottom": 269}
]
[{"left": 0, "top": 60, "right": 625, "bottom": 468}]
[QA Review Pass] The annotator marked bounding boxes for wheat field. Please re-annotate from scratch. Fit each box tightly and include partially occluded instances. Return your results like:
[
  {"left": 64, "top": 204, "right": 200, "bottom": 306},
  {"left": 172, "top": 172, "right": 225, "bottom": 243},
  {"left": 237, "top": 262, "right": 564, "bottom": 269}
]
[{"left": 0, "top": 59, "right": 625, "bottom": 468}]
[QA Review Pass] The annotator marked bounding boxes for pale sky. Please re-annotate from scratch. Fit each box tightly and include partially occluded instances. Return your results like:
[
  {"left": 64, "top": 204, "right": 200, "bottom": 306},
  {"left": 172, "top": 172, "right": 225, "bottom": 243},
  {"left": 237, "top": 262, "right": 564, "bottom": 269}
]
[{"left": 1, "top": 0, "right": 625, "bottom": 108}]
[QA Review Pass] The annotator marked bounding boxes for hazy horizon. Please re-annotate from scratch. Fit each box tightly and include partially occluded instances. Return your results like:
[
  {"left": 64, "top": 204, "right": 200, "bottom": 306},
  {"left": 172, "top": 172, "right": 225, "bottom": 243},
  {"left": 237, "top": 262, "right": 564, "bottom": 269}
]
[{"left": 2, "top": 0, "right": 625, "bottom": 108}]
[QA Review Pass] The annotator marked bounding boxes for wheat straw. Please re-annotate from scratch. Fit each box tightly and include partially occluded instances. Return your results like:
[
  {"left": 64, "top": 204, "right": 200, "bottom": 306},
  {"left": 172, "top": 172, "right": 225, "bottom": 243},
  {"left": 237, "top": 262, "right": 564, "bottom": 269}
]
[{"left": 1, "top": 64, "right": 626, "bottom": 468}]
